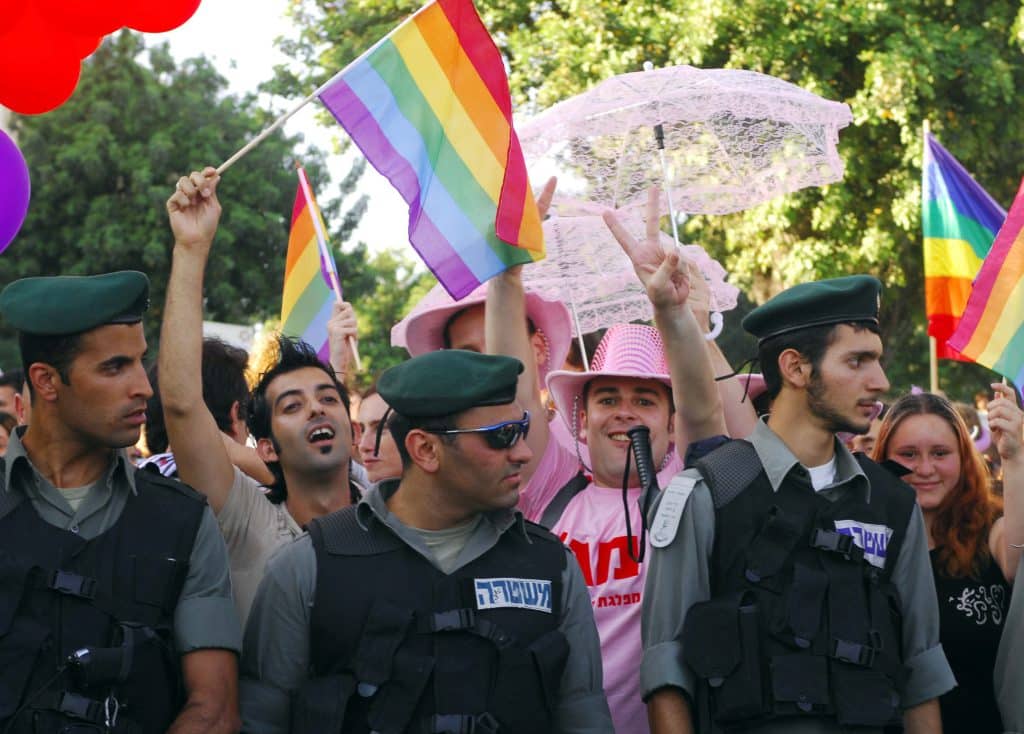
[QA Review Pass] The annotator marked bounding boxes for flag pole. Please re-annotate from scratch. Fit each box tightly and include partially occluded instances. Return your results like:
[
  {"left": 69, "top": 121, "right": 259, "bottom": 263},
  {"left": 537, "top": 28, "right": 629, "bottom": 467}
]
[
  {"left": 216, "top": 1, "right": 435, "bottom": 174},
  {"left": 296, "top": 165, "right": 362, "bottom": 372},
  {"left": 923, "top": 118, "right": 939, "bottom": 393}
]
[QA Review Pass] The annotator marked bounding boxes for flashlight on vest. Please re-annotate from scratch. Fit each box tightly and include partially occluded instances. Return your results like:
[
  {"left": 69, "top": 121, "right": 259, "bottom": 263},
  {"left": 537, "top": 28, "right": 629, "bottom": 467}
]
[
  {"left": 69, "top": 646, "right": 129, "bottom": 686},
  {"left": 622, "top": 426, "right": 658, "bottom": 564}
]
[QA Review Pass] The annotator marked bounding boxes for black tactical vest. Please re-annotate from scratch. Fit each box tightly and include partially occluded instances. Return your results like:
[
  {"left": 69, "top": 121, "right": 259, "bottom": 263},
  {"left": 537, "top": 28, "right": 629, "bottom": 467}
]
[
  {"left": 296, "top": 506, "right": 570, "bottom": 734},
  {"left": 683, "top": 440, "right": 916, "bottom": 731},
  {"left": 0, "top": 468, "right": 207, "bottom": 734}
]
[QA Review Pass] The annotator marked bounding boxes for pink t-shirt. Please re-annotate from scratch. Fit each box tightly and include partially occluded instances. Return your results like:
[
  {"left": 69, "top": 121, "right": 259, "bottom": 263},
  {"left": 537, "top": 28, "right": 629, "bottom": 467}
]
[{"left": 520, "top": 440, "right": 683, "bottom": 734}]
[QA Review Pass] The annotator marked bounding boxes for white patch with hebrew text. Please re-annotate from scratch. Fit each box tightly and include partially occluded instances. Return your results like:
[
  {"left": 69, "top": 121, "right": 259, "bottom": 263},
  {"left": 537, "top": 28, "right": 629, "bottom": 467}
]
[
  {"left": 474, "top": 578, "right": 552, "bottom": 613},
  {"left": 833, "top": 519, "right": 893, "bottom": 569}
]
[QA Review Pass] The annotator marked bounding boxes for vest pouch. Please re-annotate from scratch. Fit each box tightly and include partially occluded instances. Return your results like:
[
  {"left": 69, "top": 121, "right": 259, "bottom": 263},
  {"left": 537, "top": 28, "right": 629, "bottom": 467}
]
[
  {"left": 0, "top": 562, "right": 50, "bottom": 720},
  {"left": 830, "top": 667, "right": 900, "bottom": 727},
  {"left": 290, "top": 673, "right": 356, "bottom": 734},
  {"left": 769, "top": 654, "right": 830, "bottom": 716},
  {"left": 490, "top": 628, "right": 568, "bottom": 731},
  {"left": 131, "top": 555, "right": 184, "bottom": 611},
  {"left": 683, "top": 594, "right": 766, "bottom": 722}
]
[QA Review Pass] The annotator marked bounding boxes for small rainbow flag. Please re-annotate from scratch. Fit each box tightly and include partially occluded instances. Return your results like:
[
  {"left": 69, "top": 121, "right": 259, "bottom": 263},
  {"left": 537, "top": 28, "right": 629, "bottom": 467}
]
[
  {"left": 281, "top": 166, "right": 341, "bottom": 362},
  {"left": 949, "top": 177, "right": 1024, "bottom": 386},
  {"left": 317, "top": 0, "right": 544, "bottom": 300},
  {"left": 922, "top": 132, "right": 1005, "bottom": 360}
]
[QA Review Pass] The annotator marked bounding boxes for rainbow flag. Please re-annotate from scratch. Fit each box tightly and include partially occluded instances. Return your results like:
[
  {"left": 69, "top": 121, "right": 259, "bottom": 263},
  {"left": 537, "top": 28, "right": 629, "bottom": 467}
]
[
  {"left": 949, "top": 177, "right": 1024, "bottom": 386},
  {"left": 317, "top": 0, "right": 544, "bottom": 300},
  {"left": 922, "top": 132, "right": 1005, "bottom": 360},
  {"left": 281, "top": 166, "right": 340, "bottom": 362}
]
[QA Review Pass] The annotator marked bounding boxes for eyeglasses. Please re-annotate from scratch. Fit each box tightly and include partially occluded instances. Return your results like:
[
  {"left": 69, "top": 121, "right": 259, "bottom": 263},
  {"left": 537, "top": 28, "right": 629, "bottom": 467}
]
[{"left": 426, "top": 411, "right": 530, "bottom": 450}]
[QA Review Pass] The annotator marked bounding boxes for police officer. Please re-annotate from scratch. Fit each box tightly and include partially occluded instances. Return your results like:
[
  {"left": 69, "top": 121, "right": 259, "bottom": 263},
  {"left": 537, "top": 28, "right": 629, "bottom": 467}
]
[
  {"left": 641, "top": 276, "right": 956, "bottom": 734},
  {"left": 0, "top": 272, "right": 241, "bottom": 733},
  {"left": 240, "top": 349, "right": 613, "bottom": 734}
]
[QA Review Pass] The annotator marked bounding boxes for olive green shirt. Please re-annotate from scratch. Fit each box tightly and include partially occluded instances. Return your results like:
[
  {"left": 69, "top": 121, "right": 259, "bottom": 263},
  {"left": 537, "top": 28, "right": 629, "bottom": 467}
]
[
  {"left": 2, "top": 428, "right": 242, "bottom": 654},
  {"left": 641, "top": 420, "right": 956, "bottom": 733},
  {"left": 240, "top": 484, "right": 613, "bottom": 734}
]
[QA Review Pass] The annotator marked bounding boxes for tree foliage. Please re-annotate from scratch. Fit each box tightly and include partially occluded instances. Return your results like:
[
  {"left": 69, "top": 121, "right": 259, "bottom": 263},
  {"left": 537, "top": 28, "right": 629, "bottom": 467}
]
[
  {"left": 4, "top": 31, "right": 426, "bottom": 384},
  {"left": 277, "top": 0, "right": 1024, "bottom": 400}
]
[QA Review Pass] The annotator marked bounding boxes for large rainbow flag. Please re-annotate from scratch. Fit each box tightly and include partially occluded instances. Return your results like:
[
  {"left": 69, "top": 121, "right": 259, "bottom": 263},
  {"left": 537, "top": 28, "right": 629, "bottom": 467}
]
[
  {"left": 281, "top": 166, "right": 340, "bottom": 362},
  {"left": 922, "top": 132, "right": 1005, "bottom": 360},
  {"left": 949, "top": 177, "right": 1024, "bottom": 386},
  {"left": 317, "top": 0, "right": 544, "bottom": 299}
]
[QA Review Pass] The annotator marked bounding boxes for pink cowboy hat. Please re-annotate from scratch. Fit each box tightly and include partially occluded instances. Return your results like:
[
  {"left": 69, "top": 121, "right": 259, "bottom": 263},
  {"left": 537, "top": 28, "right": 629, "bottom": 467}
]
[
  {"left": 546, "top": 324, "right": 673, "bottom": 431},
  {"left": 391, "top": 281, "right": 573, "bottom": 381},
  {"left": 547, "top": 323, "right": 769, "bottom": 434}
]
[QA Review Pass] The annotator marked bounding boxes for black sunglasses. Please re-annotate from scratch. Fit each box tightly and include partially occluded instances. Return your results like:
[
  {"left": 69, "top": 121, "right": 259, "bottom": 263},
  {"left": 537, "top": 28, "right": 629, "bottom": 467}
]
[{"left": 426, "top": 411, "right": 531, "bottom": 450}]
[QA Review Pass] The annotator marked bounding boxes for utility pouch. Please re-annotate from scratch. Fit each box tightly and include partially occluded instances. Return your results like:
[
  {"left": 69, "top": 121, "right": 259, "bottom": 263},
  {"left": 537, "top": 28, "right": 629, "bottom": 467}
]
[
  {"left": 683, "top": 594, "right": 765, "bottom": 722},
  {"left": 491, "top": 629, "right": 568, "bottom": 730},
  {"left": 0, "top": 561, "right": 49, "bottom": 720},
  {"left": 770, "top": 654, "right": 830, "bottom": 715},
  {"left": 290, "top": 674, "right": 356, "bottom": 734},
  {"left": 831, "top": 667, "right": 900, "bottom": 727},
  {"left": 365, "top": 649, "right": 434, "bottom": 734},
  {"left": 132, "top": 555, "right": 185, "bottom": 613}
]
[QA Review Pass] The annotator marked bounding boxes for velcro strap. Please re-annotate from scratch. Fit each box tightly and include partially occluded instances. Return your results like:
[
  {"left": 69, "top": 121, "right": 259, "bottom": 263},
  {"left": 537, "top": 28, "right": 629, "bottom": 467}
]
[
  {"left": 427, "top": 712, "right": 499, "bottom": 734},
  {"left": 417, "top": 609, "right": 516, "bottom": 649},
  {"left": 810, "top": 529, "right": 864, "bottom": 562},
  {"left": 47, "top": 569, "right": 97, "bottom": 599},
  {"left": 38, "top": 691, "right": 105, "bottom": 724}
]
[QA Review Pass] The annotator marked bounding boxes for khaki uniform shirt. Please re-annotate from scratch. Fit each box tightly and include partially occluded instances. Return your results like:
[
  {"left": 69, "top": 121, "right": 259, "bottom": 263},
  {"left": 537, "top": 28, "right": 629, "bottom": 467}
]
[
  {"left": 240, "top": 484, "right": 613, "bottom": 734},
  {"left": 641, "top": 420, "right": 956, "bottom": 733},
  {"left": 2, "top": 428, "right": 241, "bottom": 654}
]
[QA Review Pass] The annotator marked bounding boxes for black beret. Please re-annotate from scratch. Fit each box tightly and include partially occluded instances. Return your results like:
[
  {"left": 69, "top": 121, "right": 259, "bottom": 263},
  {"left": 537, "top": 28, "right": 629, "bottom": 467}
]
[
  {"left": 0, "top": 271, "right": 149, "bottom": 335},
  {"left": 378, "top": 350, "right": 523, "bottom": 419},
  {"left": 742, "top": 275, "right": 882, "bottom": 342}
]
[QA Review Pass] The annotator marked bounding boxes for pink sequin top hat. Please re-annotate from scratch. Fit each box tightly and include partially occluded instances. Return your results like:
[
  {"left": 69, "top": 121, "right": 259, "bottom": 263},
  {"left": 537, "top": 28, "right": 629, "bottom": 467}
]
[
  {"left": 546, "top": 324, "right": 672, "bottom": 432},
  {"left": 391, "top": 281, "right": 573, "bottom": 382}
]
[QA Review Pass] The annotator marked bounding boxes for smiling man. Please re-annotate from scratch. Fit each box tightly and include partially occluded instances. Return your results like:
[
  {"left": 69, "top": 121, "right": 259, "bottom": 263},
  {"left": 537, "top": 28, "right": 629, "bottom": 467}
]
[
  {"left": 162, "top": 167, "right": 366, "bottom": 627},
  {"left": 642, "top": 276, "right": 956, "bottom": 734},
  {"left": 0, "top": 272, "right": 240, "bottom": 734},
  {"left": 240, "top": 350, "right": 612, "bottom": 734}
]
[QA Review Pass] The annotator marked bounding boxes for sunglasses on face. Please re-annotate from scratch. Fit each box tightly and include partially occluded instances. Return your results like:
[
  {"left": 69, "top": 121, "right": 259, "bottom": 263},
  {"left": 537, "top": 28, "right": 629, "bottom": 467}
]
[{"left": 426, "top": 411, "right": 531, "bottom": 450}]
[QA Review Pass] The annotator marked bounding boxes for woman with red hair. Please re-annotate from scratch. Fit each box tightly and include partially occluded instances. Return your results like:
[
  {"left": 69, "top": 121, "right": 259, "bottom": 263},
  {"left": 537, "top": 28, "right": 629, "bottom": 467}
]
[{"left": 873, "top": 384, "right": 1023, "bottom": 732}]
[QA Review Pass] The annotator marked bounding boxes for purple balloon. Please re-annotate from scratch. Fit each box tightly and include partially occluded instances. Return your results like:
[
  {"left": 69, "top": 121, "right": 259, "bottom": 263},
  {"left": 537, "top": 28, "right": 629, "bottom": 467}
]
[{"left": 0, "top": 129, "right": 30, "bottom": 253}]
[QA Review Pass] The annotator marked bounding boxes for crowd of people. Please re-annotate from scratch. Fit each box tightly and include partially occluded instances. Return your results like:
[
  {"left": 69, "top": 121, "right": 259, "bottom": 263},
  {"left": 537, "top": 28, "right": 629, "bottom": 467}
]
[{"left": 0, "top": 166, "right": 1019, "bottom": 734}]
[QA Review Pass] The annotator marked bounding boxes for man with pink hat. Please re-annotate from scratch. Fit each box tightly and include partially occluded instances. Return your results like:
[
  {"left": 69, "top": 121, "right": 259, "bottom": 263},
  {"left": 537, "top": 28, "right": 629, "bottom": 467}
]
[{"left": 485, "top": 187, "right": 752, "bottom": 734}]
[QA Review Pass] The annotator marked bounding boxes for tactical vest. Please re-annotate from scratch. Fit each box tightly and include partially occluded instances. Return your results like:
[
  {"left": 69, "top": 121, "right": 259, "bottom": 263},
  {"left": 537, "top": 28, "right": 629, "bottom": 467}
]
[
  {"left": 296, "top": 507, "right": 570, "bottom": 734},
  {"left": 682, "top": 440, "right": 916, "bottom": 731},
  {"left": 0, "top": 468, "right": 207, "bottom": 734}
]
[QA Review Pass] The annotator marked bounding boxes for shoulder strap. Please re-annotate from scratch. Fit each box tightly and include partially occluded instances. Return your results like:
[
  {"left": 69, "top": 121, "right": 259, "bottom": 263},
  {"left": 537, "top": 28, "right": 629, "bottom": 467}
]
[
  {"left": 538, "top": 471, "right": 589, "bottom": 529},
  {"left": 693, "top": 439, "right": 762, "bottom": 509},
  {"left": 310, "top": 506, "right": 404, "bottom": 556}
]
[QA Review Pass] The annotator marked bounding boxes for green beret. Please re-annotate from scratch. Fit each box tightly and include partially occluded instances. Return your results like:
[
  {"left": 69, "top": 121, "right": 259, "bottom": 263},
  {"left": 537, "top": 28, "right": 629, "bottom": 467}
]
[
  {"left": 742, "top": 275, "right": 882, "bottom": 342},
  {"left": 0, "top": 271, "right": 149, "bottom": 336},
  {"left": 378, "top": 350, "right": 523, "bottom": 419}
]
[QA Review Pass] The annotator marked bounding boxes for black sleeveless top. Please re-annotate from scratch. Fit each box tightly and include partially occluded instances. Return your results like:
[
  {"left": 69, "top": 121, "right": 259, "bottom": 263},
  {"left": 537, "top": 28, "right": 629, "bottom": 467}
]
[{"left": 931, "top": 547, "right": 1010, "bottom": 733}]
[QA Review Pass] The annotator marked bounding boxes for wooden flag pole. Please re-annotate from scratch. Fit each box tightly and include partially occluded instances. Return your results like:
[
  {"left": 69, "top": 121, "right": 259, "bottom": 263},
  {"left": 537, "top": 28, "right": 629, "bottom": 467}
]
[{"left": 923, "top": 119, "right": 939, "bottom": 394}]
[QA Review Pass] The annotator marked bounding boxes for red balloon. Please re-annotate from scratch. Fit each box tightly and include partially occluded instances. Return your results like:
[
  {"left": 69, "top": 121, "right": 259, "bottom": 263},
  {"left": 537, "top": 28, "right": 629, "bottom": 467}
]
[
  {"left": 0, "top": 3, "right": 99, "bottom": 115},
  {"left": 36, "top": 0, "right": 130, "bottom": 37},
  {"left": 0, "top": 0, "right": 27, "bottom": 38},
  {"left": 127, "top": 0, "right": 202, "bottom": 33}
]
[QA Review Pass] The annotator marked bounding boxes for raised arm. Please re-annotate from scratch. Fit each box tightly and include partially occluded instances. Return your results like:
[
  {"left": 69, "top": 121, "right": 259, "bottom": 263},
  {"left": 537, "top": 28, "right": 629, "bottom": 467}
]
[
  {"left": 603, "top": 188, "right": 726, "bottom": 446},
  {"left": 327, "top": 300, "right": 359, "bottom": 385},
  {"left": 988, "top": 381, "right": 1024, "bottom": 582},
  {"left": 162, "top": 168, "right": 237, "bottom": 513},
  {"left": 485, "top": 178, "right": 557, "bottom": 485}
]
